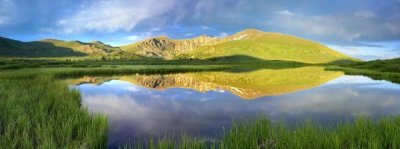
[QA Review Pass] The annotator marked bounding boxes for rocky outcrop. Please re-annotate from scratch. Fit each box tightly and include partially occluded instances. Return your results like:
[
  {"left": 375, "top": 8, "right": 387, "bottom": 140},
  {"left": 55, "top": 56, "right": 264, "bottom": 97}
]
[{"left": 120, "top": 29, "right": 271, "bottom": 59}]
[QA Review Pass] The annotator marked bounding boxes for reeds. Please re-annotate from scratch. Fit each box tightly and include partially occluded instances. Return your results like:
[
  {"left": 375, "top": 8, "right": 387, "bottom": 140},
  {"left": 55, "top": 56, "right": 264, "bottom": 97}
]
[
  {"left": 121, "top": 117, "right": 400, "bottom": 149},
  {"left": 0, "top": 75, "right": 108, "bottom": 148}
]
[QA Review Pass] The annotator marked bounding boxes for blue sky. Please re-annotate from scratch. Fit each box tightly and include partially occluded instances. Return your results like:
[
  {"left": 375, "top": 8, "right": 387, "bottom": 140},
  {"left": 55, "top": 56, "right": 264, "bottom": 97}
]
[{"left": 0, "top": 0, "right": 400, "bottom": 60}]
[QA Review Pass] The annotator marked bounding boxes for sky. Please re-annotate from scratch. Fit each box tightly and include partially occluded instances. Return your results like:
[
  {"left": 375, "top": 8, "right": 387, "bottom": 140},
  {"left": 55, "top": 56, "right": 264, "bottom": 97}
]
[{"left": 0, "top": 0, "right": 400, "bottom": 60}]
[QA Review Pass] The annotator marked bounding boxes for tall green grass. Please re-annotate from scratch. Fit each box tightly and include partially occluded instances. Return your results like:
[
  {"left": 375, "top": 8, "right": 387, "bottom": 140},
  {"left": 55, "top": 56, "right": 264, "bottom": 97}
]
[
  {"left": 0, "top": 64, "right": 232, "bottom": 148},
  {"left": 0, "top": 74, "right": 108, "bottom": 148},
  {"left": 1, "top": 62, "right": 400, "bottom": 148},
  {"left": 121, "top": 117, "right": 400, "bottom": 149}
]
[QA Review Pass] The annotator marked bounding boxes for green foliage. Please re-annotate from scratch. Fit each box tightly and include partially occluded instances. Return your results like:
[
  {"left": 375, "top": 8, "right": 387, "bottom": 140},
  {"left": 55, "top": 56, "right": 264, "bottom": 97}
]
[
  {"left": 342, "top": 58, "right": 400, "bottom": 73},
  {"left": 0, "top": 57, "right": 399, "bottom": 148},
  {"left": 121, "top": 117, "right": 400, "bottom": 149},
  {"left": 0, "top": 37, "right": 87, "bottom": 57},
  {"left": 0, "top": 56, "right": 306, "bottom": 71},
  {"left": 327, "top": 57, "right": 400, "bottom": 84},
  {"left": 0, "top": 74, "right": 108, "bottom": 148}
]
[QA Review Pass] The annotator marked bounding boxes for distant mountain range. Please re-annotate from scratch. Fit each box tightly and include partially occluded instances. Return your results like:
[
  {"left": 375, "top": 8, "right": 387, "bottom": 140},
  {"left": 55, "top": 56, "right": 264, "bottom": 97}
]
[{"left": 0, "top": 29, "right": 355, "bottom": 63}]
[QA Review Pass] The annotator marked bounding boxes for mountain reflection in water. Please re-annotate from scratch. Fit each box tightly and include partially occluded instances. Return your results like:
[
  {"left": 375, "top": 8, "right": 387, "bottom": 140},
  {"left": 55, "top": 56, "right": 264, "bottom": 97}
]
[{"left": 69, "top": 66, "right": 343, "bottom": 99}]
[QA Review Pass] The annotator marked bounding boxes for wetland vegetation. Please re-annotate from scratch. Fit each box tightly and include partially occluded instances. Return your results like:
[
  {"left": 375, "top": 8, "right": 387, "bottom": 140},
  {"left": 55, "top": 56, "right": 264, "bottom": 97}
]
[{"left": 1, "top": 57, "right": 400, "bottom": 148}]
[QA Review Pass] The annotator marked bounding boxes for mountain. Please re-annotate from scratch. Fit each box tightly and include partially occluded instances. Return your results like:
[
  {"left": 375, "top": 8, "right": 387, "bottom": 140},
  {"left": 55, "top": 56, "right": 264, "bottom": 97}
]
[
  {"left": 1, "top": 29, "right": 355, "bottom": 63},
  {"left": 121, "top": 29, "right": 355, "bottom": 63},
  {"left": 120, "top": 35, "right": 218, "bottom": 59},
  {"left": 0, "top": 37, "right": 121, "bottom": 57}
]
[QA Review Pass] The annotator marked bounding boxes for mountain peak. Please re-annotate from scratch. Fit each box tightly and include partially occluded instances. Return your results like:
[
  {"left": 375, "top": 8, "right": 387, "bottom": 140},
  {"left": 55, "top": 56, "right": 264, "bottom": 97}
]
[
  {"left": 153, "top": 35, "right": 170, "bottom": 40},
  {"left": 40, "top": 38, "right": 62, "bottom": 42},
  {"left": 91, "top": 41, "right": 104, "bottom": 44},
  {"left": 240, "top": 28, "right": 265, "bottom": 34}
]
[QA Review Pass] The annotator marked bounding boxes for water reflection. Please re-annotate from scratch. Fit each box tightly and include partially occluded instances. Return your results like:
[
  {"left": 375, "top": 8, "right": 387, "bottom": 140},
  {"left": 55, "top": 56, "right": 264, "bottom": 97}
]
[
  {"left": 71, "top": 67, "right": 400, "bottom": 147},
  {"left": 70, "top": 66, "right": 343, "bottom": 99}
]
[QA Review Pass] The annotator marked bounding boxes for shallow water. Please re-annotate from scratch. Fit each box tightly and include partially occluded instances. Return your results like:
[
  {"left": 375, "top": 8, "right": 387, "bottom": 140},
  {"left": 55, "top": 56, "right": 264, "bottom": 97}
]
[{"left": 71, "top": 67, "right": 400, "bottom": 147}]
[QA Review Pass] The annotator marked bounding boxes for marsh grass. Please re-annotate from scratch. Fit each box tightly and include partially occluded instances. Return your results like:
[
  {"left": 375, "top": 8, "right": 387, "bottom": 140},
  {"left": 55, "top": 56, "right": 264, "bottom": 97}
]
[
  {"left": 0, "top": 74, "right": 108, "bottom": 148},
  {"left": 120, "top": 117, "right": 400, "bottom": 149},
  {"left": 1, "top": 60, "right": 400, "bottom": 148},
  {"left": 0, "top": 64, "right": 232, "bottom": 148}
]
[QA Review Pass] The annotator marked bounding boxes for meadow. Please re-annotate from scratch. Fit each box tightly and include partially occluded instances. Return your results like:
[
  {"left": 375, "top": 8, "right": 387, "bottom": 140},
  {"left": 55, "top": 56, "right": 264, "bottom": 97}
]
[{"left": 1, "top": 58, "right": 400, "bottom": 148}]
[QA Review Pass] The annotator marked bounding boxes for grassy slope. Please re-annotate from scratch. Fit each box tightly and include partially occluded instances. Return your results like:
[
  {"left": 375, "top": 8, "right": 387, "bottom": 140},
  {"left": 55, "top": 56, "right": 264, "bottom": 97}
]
[
  {"left": 180, "top": 32, "right": 354, "bottom": 64},
  {"left": 0, "top": 37, "right": 124, "bottom": 58},
  {"left": 119, "top": 29, "right": 355, "bottom": 64},
  {"left": 1, "top": 29, "right": 355, "bottom": 63},
  {"left": 38, "top": 39, "right": 121, "bottom": 54},
  {"left": 0, "top": 37, "right": 87, "bottom": 57},
  {"left": 342, "top": 58, "right": 400, "bottom": 73}
]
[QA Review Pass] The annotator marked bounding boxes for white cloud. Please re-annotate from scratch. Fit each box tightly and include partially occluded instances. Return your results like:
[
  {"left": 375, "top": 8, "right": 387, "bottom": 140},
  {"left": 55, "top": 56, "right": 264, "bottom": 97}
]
[
  {"left": 274, "top": 10, "right": 294, "bottom": 16},
  {"left": 216, "top": 32, "right": 228, "bottom": 38},
  {"left": 124, "top": 32, "right": 154, "bottom": 42},
  {"left": 56, "top": 0, "right": 175, "bottom": 33},
  {"left": 125, "top": 35, "right": 141, "bottom": 41},
  {"left": 0, "top": 0, "right": 16, "bottom": 26},
  {"left": 354, "top": 11, "right": 375, "bottom": 18},
  {"left": 199, "top": 25, "right": 213, "bottom": 30},
  {"left": 328, "top": 44, "right": 400, "bottom": 60},
  {"left": 269, "top": 9, "right": 400, "bottom": 42}
]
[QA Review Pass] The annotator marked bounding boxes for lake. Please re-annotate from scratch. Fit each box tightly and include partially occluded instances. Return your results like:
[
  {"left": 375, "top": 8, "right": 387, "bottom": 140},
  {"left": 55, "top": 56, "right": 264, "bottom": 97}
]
[{"left": 69, "top": 66, "right": 400, "bottom": 147}]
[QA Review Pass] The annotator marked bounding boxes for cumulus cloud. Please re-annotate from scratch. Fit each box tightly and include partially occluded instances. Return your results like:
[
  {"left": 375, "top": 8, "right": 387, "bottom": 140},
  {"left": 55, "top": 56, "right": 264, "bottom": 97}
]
[
  {"left": 268, "top": 9, "right": 400, "bottom": 42},
  {"left": 216, "top": 32, "right": 228, "bottom": 38},
  {"left": 124, "top": 32, "right": 153, "bottom": 42},
  {"left": 274, "top": 10, "right": 294, "bottom": 16},
  {"left": 1, "top": 0, "right": 400, "bottom": 59},
  {"left": 0, "top": 0, "right": 19, "bottom": 26},
  {"left": 57, "top": 0, "right": 175, "bottom": 33},
  {"left": 328, "top": 44, "right": 400, "bottom": 60}
]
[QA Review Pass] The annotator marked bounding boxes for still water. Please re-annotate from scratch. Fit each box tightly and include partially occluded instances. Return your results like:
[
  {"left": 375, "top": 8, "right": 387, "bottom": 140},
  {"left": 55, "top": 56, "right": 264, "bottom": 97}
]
[{"left": 70, "top": 66, "right": 400, "bottom": 147}]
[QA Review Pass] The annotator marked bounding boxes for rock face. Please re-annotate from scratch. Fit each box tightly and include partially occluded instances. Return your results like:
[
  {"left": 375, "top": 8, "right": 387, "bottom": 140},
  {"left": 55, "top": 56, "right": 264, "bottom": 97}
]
[
  {"left": 120, "top": 30, "right": 264, "bottom": 59},
  {"left": 121, "top": 35, "right": 219, "bottom": 59}
]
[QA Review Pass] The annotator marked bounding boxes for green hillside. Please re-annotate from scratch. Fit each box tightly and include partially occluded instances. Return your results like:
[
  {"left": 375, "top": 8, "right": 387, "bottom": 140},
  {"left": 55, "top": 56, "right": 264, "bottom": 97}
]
[
  {"left": 0, "top": 37, "right": 121, "bottom": 58},
  {"left": 176, "top": 29, "right": 355, "bottom": 63},
  {"left": 0, "top": 37, "right": 85, "bottom": 57},
  {"left": 121, "top": 29, "right": 355, "bottom": 63},
  {"left": 342, "top": 57, "right": 400, "bottom": 73},
  {"left": 1, "top": 29, "right": 356, "bottom": 63}
]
